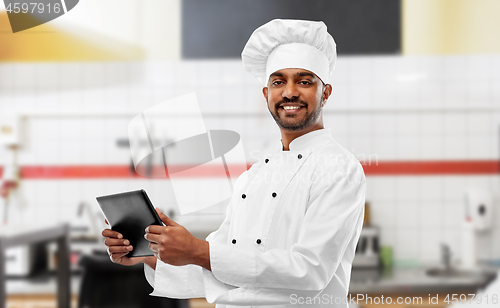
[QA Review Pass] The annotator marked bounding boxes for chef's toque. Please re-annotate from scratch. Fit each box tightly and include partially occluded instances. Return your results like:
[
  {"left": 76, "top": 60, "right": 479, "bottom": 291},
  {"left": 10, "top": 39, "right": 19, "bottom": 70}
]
[{"left": 241, "top": 19, "right": 337, "bottom": 85}]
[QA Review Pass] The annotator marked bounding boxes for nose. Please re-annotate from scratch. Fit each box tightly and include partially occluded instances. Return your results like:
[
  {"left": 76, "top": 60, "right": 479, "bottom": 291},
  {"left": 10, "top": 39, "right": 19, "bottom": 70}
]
[{"left": 282, "top": 82, "right": 299, "bottom": 100}]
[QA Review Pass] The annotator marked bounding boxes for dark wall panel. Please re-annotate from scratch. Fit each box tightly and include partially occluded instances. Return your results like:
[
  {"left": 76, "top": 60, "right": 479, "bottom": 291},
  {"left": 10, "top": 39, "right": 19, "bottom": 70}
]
[{"left": 182, "top": 0, "right": 401, "bottom": 59}]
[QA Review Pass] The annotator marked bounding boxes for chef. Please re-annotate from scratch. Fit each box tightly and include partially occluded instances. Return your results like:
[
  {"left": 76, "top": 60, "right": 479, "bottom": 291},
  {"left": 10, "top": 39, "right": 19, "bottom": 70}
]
[{"left": 103, "top": 19, "right": 366, "bottom": 307}]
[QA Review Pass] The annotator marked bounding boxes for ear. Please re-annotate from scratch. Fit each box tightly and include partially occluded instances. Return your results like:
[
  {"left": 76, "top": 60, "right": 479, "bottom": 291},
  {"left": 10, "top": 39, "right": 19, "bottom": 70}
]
[
  {"left": 262, "top": 87, "right": 268, "bottom": 101},
  {"left": 322, "top": 84, "right": 332, "bottom": 107}
]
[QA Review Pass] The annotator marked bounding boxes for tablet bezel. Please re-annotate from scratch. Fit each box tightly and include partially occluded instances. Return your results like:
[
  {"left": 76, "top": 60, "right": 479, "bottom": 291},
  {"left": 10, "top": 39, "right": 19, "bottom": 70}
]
[{"left": 96, "top": 189, "right": 164, "bottom": 258}]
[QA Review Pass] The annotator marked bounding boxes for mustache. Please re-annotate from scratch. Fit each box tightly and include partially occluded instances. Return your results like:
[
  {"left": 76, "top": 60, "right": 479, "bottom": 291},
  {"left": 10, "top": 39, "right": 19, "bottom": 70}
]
[{"left": 274, "top": 98, "right": 308, "bottom": 109}]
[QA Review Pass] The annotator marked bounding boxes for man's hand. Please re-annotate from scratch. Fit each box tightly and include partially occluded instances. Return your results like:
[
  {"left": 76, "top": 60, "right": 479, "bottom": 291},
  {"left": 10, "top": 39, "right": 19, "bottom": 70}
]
[
  {"left": 102, "top": 219, "right": 154, "bottom": 268},
  {"left": 145, "top": 208, "right": 211, "bottom": 270}
]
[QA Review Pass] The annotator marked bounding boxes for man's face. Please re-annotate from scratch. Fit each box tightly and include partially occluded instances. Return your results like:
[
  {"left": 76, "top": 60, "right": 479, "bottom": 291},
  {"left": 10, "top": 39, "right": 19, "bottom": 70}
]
[{"left": 263, "top": 68, "right": 330, "bottom": 132}]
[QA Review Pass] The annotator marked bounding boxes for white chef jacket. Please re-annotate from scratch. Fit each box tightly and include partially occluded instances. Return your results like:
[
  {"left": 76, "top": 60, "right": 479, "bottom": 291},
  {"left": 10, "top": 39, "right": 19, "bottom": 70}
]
[{"left": 145, "top": 128, "right": 366, "bottom": 307}]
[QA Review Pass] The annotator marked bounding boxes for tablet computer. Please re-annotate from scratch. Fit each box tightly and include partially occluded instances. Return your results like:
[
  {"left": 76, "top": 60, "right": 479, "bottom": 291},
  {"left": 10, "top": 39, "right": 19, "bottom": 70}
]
[{"left": 96, "top": 189, "right": 163, "bottom": 257}]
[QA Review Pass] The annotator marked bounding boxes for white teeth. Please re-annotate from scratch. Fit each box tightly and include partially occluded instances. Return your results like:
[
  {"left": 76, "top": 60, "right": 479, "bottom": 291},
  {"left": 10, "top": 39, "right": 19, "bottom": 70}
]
[{"left": 283, "top": 106, "right": 301, "bottom": 110}]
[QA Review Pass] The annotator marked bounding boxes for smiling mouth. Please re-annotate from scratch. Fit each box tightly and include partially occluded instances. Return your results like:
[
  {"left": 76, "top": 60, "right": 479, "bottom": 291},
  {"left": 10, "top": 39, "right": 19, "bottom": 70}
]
[
  {"left": 282, "top": 106, "right": 302, "bottom": 110},
  {"left": 279, "top": 105, "right": 305, "bottom": 114}
]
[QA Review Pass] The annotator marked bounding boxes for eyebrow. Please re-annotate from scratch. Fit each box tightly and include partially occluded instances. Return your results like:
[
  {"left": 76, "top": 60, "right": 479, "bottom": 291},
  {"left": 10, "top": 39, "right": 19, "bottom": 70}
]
[
  {"left": 269, "top": 72, "right": 284, "bottom": 78},
  {"left": 297, "top": 72, "right": 315, "bottom": 78},
  {"left": 269, "top": 71, "right": 315, "bottom": 78}
]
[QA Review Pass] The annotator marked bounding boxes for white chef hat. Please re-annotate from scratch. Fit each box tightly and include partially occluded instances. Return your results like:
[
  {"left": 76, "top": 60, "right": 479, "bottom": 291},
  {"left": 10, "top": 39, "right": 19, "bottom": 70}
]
[{"left": 241, "top": 19, "right": 336, "bottom": 85}]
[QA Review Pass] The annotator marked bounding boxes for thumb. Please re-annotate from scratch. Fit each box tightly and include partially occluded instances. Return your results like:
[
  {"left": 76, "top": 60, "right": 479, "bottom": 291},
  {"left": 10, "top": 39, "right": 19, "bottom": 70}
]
[{"left": 156, "top": 208, "right": 179, "bottom": 226}]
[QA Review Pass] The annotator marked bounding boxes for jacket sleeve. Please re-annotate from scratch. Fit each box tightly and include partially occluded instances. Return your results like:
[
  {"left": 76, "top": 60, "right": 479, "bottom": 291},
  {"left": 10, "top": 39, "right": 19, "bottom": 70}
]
[
  {"left": 145, "top": 172, "right": 242, "bottom": 299},
  {"left": 203, "top": 158, "right": 366, "bottom": 305}
]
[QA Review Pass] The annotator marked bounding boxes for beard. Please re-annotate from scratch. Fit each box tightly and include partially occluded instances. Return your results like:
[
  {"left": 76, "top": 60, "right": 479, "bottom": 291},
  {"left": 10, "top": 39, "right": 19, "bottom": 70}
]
[{"left": 267, "top": 97, "right": 323, "bottom": 131}]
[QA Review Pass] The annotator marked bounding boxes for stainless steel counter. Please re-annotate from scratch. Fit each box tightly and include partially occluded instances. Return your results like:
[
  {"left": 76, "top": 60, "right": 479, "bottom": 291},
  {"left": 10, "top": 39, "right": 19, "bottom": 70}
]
[{"left": 1, "top": 224, "right": 71, "bottom": 308}]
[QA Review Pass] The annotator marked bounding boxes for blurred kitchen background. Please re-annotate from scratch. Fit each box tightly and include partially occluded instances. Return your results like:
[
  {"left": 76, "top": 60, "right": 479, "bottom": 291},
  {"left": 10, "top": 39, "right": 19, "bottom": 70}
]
[{"left": 1, "top": 0, "right": 500, "bottom": 307}]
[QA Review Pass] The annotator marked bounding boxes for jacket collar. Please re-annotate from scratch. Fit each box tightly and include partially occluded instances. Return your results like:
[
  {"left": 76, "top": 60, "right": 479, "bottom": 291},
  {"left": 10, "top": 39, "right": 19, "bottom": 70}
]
[{"left": 281, "top": 128, "right": 331, "bottom": 152}]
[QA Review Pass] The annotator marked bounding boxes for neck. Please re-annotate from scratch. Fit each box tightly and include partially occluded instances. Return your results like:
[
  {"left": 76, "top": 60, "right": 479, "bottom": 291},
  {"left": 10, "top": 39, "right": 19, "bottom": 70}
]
[{"left": 280, "top": 123, "right": 324, "bottom": 151}]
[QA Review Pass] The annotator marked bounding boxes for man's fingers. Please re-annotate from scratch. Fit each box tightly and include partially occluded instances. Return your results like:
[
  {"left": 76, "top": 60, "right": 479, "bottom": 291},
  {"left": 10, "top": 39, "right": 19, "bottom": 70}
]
[
  {"left": 110, "top": 252, "right": 129, "bottom": 259},
  {"left": 109, "top": 252, "right": 129, "bottom": 264},
  {"left": 155, "top": 208, "right": 179, "bottom": 226},
  {"left": 108, "top": 245, "right": 133, "bottom": 254},
  {"left": 148, "top": 242, "right": 158, "bottom": 253},
  {"left": 104, "top": 219, "right": 109, "bottom": 225},
  {"left": 144, "top": 232, "right": 162, "bottom": 244},
  {"left": 146, "top": 225, "right": 168, "bottom": 235},
  {"left": 102, "top": 229, "right": 123, "bottom": 239},
  {"left": 104, "top": 238, "right": 130, "bottom": 247}
]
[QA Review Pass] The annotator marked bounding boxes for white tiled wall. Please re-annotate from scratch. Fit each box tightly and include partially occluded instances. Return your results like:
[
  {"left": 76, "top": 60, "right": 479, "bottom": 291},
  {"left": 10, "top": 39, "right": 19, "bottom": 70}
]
[{"left": 1, "top": 55, "right": 499, "bottom": 264}]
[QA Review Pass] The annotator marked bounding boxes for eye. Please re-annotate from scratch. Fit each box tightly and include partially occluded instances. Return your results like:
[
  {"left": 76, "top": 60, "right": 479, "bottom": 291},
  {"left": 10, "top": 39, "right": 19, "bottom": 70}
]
[
  {"left": 272, "top": 80, "right": 284, "bottom": 86},
  {"left": 299, "top": 80, "right": 312, "bottom": 85}
]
